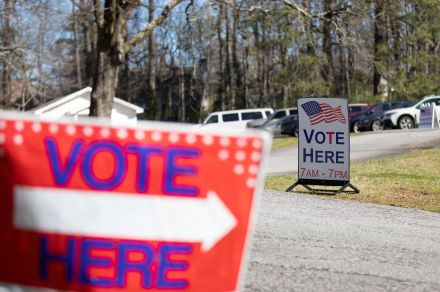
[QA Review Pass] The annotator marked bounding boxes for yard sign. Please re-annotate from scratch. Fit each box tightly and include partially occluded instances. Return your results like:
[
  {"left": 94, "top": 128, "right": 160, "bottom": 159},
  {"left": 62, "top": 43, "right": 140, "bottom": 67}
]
[
  {"left": 419, "top": 104, "right": 435, "bottom": 129},
  {"left": 0, "top": 111, "right": 270, "bottom": 291},
  {"left": 435, "top": 106, "right": 440, "bottom": 128},
  {"left": 287, "top": 97, "right": 358, "bottom": 193}
]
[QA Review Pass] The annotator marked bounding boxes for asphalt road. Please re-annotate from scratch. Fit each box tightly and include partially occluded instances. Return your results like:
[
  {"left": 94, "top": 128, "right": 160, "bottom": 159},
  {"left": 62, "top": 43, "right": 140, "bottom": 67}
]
[
  {"left": 243, "top": 191, "right": 440, "bottom": 291},
  {"left": 243, "top": 128, "right": 440, "bottom": 291},
  {"left": 266, "top": 128, "right": 440, "bottom": 176}
]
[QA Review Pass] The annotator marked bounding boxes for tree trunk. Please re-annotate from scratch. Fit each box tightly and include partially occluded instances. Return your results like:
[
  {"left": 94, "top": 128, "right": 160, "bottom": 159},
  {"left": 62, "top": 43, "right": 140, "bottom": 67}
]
[
  {"left": 90, "top": 48, "right": 120, "bottom": 117},
  {"left": 0, "top": 0, "right": 13, "bottom": 108},
  {"left": 281, "top": 44, "right": 289, "bottom": 107},
  {"left": 199, "top": 1, "right": 211, "bottom": 117},
  {"left": 216, "top": 1, "right": 225, "bottom": 110},
  {"left": 79, "top": 0, "right": 95, "bottom": 86},
  {"left": 232, "top": 0, "right": 244, "bottom": 109},
  {"left": 322, "top": 0, "right": 333, "bottom": 93},
  {"left": 243, "top": 42, "right": 250, "bottom": 108},
  {"left": 72, "top": 0, "right": 82, "bottom": 88},
  {"left": 89, "top": 0, "right": 183, "bottom": 118},
  {"left": 373, "top": 0, "right": 385, "bottom": 96},
  {"left": 225, "top": 1, "right": 233, "bottom": 108},
  {"left": 148, "top": 0, "right": 159, "bottom": 119},
  {"left": 254, "top": 21, "right": 265, "bottom": 107},
  {"left": 303, "top": 0, "right": 315, "bottom": 55},
  {"left": 179, "top": 64, "right": 186, "bottom": 121}
]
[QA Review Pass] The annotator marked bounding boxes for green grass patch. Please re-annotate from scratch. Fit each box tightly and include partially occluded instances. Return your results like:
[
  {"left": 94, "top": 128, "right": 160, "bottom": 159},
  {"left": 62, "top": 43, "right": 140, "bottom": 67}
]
[
  {"left": 265, "top": 147, "right": 440, "bottom": 213},
  {"left": 270, "top": 136, "right": 298, "bottom": 151},
  {"left": 270, "top": 133, "right": 362, "bottom": 151}
]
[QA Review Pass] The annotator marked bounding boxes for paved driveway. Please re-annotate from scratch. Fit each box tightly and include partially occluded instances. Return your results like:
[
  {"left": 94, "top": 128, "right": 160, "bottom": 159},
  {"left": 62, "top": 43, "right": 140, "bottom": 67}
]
[
  {"left": 245, "top": 128, "right": 440, "bottom": 291},
  {"left": 265, "top": 128, "right": 440, "bottom": 176},
  {"left": 243, "top": 191, "right": 440, "bottom": 291}
]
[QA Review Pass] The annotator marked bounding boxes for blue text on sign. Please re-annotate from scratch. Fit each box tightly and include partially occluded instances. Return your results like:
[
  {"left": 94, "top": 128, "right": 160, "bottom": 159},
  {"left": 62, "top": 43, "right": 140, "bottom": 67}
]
[
  {"left": 44, "top": 137, "right": 200, "bottom": 196},
  {"left": 303, "top": 130, "right": 345, "bottom": 145},
  {"left": 39, "top": 235, "right": 192, "bottom": 289}
]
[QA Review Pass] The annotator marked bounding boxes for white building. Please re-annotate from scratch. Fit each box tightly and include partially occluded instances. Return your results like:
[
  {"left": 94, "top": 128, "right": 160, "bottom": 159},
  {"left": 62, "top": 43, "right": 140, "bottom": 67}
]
[{"left": 31, "top": 87, "right": 144, "bottom": 125}]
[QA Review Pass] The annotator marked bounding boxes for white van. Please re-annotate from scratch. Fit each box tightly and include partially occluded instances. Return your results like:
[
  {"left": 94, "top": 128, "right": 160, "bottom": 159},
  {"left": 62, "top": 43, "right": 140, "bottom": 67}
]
[{"left": 202, "top": 108, "right": 274, "bottom": 129}]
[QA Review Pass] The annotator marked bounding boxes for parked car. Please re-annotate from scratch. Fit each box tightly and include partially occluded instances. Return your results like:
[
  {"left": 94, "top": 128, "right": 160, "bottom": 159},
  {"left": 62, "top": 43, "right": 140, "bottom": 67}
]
[
  {"left": 348, "top": 103, "right": 371, "bottom": 118},
  {"left": 382, "top": 95, "right": 440, "bottom": 129},
  {"left": 247, "top": 107, "right": 297, "bottom": 128},
  {"left": 350, "top": 101, "right": 413, "bottom": 132},
  {"left": 255, "top": 114, "right": 297, "bottom": 137},
  {"left": 201, "top": 108, "right": 273, "bottom": 129},
  {"left": 280, "top": 115, "right": 299, "bottom": 137}
]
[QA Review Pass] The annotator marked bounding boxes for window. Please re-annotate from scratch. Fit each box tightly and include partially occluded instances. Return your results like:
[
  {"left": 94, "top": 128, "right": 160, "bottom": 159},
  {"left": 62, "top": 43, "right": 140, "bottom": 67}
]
[
  {"left": 390, "top": 102, "right": 401, "bottom": 109},
  {"left": 242, "top": 112, "right": 263, "bottom": 120},
  {"left": 206, "top": 115, "right": 218, "bottom": 124},
  {"left": 222, "top": 113, "right": 239, "bottom": 122},
  {"left": 418, "top": 100, "right": 436, "bottom": 108},
  {"left": 289, "top": 109, "right": 298, "bottom": 115},
  {"left": 273, "top": 111, "right": 286, "bottom": 119},
  {"left": 349, "top": 106, "right": 362, "bottom": 113},
  {"left": 265, "top": 111, "right": 273, "bottom": 118},
  {"left": 382, "top": 104, "right": 390, "bottom": 111}
]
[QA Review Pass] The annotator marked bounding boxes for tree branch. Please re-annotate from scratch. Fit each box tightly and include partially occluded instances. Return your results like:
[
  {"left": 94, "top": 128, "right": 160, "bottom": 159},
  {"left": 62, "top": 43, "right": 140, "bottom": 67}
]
[
  {"left": 123, "top": 0, "right": 185, "bottom": 54},
  {"left": 280, "top": 0, "right": 312, "bottom": 18},
  {"left": 93, "top": 0, "right": 104, "bottom": 31}
]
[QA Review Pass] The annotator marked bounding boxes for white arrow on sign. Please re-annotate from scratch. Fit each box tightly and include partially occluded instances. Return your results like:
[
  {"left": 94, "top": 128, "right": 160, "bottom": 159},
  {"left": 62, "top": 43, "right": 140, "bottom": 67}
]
[{"left": 13, "top": 186, "right": 237, "bottom": 252}]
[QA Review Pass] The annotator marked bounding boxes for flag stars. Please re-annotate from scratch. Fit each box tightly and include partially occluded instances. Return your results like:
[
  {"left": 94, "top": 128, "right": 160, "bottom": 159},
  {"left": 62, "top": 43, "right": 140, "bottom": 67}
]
[
  {"left": 134, "top": 130, "right": 145, "bottom": 141},
  {"left": 185, "top": 134, "right": 196, "bottom": 144},
  {"left": 202, "top": 135, "right": 214, "bottom": 145},
  {"left": 117, "top": 129, "right": 128, "bottom": 140},
  {"left": 169, "top": 133, "right": 180, "bottom": 144},
  {"left": 246, "top": 178, "right": 256, "bottom": 188},
  {"left": 248, "top": 164, "right": 258, "bottom": 175},
  {"left": 252, "top": 138, "right": 262, "bottom": 149},
  {"left": 49, "top": 124, "right": 59, "bottom": 134},
  {"left": 219, "top": 137, "right": 230, "bottom": 147},
  {"left": 152, "top": 132, "right": 162, "bottom": 142},
  {"left": 234, "top": 164, "right": 245, "bottom": 175},
  {"left": 218, "top": 149, "right": 229, "bottom": 160},
  {"left": 100, "top": 127, "right": 110, "bottom": 138},
  {"left": 13, "top": 134, "right": 23, "bottom": 145},
  {"left": 66, "top": 125, "right": 77, "bottom": 136},
  {"left": 83, "top": 126, "right": 94, "bottom": 137},
  {"left": 236, "top": 138, "right": 247, "bottom": 148},
  {"left": 235, "top": 151, "right": 246, "bottom": 161},
  {"left": 251, "top": 151, "right": 261, "bottom": 162},
  {"left": 32, "top": 122, "right": 42, "bottom": 133},
  {"left": 15, "top": 121, "right": 25, "bottom": 131}
]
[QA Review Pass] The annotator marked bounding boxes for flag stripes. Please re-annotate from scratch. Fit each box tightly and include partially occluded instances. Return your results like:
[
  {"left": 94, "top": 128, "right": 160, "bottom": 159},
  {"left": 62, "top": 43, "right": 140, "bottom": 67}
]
[{"left": 301, "top": 101, "right": 346, "bottom": 125}]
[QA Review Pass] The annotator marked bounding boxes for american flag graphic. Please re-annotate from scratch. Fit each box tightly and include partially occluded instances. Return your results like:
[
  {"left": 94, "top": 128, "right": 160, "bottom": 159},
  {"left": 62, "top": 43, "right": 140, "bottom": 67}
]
[{"left": 301, "top": 101, "right": 346, "bottom": 125}]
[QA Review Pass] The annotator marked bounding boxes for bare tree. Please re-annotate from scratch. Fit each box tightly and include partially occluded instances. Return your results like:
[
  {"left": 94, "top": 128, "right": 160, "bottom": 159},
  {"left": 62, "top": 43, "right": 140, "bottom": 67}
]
[{"left": 89, "top": 0, "right": 185, "bottom": 118}]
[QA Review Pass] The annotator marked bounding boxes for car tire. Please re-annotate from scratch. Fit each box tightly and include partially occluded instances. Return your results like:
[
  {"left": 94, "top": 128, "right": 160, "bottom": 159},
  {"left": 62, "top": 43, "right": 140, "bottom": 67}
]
[
  {"left": 352, "top": 121, "right": 360, "bottom": 133},
  {"left": 398, "top": 115, "right": 414, "bottom": 129},
  {"left": 371, "top": 120, "right": 384, "bottom": 132},
  {"left": 293, "top": 127, "right": 299, "bottom": 137}
]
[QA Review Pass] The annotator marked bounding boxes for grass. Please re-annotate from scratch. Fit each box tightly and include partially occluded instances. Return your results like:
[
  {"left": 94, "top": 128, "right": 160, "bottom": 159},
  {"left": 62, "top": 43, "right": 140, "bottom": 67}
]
[
  {"left": 270, "top": 133, "right": 363, "bottom": 151},
  {"left": 265, "top": 147, "right": 440, "bottom": 213},
  {"left": 270, "top": 136, "right": 298, "bottom": 151}
]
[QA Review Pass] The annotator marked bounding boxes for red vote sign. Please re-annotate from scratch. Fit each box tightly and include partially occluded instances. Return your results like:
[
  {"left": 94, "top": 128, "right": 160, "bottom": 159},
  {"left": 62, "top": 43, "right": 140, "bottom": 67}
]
[{"left": 0, "top": 112, "right": 270, "bottom": 292}]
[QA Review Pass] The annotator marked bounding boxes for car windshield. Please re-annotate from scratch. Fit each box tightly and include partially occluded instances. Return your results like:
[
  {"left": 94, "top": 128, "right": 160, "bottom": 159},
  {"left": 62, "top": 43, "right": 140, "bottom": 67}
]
[
  {"left": 404, "top": 101, "right": 417, "bottom": 107},
  {"left": 371, "top": 103, "right": 383, "bottom": 111}
]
